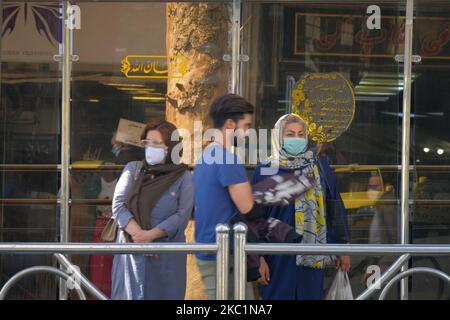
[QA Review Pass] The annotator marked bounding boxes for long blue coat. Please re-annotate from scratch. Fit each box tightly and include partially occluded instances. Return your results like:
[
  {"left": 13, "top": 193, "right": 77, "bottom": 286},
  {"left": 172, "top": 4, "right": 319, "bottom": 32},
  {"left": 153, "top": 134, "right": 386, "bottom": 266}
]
[
  {"left": 252, "top": 155, "right": 349, "bottom": 300},
  {"left": 111, "top": 161, "right": 194, "bottom": 300}
]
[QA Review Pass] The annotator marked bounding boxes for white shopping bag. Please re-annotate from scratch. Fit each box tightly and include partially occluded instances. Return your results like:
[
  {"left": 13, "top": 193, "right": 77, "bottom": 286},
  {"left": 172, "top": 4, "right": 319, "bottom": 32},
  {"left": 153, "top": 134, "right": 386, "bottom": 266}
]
[{"left": 326, "top": 269, "right": 354, "bottom": 300}]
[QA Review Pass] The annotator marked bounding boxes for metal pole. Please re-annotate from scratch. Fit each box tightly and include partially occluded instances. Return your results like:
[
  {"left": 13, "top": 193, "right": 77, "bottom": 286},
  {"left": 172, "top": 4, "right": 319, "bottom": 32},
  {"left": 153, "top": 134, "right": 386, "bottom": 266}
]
[
  {"left": 233, "top": 223, "right": 247, "bottom": 300},
  {"left": 60, "top": 0, "right": 72, "bottom": 246},
  {"left": 54, "top": 254, "right": 109, "bottom": 300},
  {"left": 215, "top": 224, "right": 230, "bottom": 300},
  {"left": 2, "top": 243, "right": 450, "bottom": 255},
  {"left": 0, "top": 0, "right": 3, "bottom": 245},
  {"left": 59, "top": 0, "right": 73, "bottom": 300},
  {"left": 243, "top": 243, "right": 450, "bottom": 256},
  {"left": 0, "top": 243, "right": 219, "bottom": 254},
  {"left": 400, "top": 0, "right": 414, "bottom": 300},
  {"left": 231, "top": 0, "right": 242, "bottom": 94}
]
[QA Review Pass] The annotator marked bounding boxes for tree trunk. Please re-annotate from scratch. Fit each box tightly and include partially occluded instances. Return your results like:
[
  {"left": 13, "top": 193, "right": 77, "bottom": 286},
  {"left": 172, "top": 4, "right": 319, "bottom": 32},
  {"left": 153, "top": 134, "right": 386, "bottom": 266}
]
[
  {"left": 166, "top": 3, "right": 231, "bottom": 300},
  {"left": 166, "top": 3, "right": 230, "bottom": 164}
]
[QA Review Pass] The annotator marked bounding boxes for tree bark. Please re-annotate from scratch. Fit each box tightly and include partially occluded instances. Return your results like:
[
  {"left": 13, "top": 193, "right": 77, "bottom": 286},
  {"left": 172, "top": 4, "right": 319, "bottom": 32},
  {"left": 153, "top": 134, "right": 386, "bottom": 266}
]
[
  {"left": 166, "top": 3, "right": 230, "bottom": 165},
  {"left": 166, "top": 3, "right": 231, "bottom": 300}
]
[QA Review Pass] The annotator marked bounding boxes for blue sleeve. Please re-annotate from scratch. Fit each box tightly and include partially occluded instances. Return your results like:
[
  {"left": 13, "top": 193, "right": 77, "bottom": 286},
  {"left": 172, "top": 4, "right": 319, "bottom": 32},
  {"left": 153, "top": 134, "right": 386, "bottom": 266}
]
[
  {"left": 112, "top": 161, "right": 137, "bottom": 230},
  {"left": 319, "top": 156, "right": 350, "bottom": 244},
  {"left": 218, "top": 162, "right": 248, "bottom": 187},
  {"left": 251, "top": 164, "right": 263, "bottom": 185},
  {"left": 156, "top": 171, "right": 194, "bottom": 239}
]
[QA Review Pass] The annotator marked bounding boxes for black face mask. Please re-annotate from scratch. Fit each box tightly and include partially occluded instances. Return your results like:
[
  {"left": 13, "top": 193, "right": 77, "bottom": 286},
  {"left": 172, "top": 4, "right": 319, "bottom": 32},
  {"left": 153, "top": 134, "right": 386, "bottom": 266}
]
[
  {"left": 233, "top": 133, "right": 239, "bottom": 147},
  {"left": 232, "top": 129, "right": 247, "bottom": 148}
]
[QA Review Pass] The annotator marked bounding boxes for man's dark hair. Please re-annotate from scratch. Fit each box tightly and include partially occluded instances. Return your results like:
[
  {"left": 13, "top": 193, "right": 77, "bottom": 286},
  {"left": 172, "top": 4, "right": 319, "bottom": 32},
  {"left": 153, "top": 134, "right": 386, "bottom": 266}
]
[{"left": 209, "top": 94, "right": 254, "bottom": 128}]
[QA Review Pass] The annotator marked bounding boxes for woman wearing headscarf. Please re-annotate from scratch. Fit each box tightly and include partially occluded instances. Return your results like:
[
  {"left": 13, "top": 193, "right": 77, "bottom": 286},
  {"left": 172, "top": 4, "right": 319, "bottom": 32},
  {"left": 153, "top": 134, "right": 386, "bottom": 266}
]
[
  {"left": 252, "top": 113, "right": 350, "bottom": 300},
  {"left": 111, "top": 121, "right": 194, "bottom": 300}
]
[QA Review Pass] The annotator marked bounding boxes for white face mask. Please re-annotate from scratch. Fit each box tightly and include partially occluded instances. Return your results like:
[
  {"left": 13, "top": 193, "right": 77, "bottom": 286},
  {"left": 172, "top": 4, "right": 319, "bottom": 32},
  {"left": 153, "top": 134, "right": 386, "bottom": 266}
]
[{"left": 145, "top": 146, "right": 166, "bottom": 165}]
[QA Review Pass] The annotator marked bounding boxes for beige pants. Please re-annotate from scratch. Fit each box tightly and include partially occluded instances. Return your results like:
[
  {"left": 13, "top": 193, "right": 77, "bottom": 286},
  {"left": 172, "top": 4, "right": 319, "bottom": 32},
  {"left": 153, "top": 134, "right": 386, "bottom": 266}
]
[{"left": 196, "top": 258, "right": 256, "bottom": 300}]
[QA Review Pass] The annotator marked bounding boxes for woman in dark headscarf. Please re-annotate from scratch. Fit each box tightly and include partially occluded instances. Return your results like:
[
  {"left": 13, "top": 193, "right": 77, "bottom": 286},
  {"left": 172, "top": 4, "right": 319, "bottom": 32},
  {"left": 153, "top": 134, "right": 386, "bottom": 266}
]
[
  {"left": 111, "top": 121, "right": 193, "bottom": 300},
  {"left": 252, "top": 113, "right": 350, "bottom": 300}
]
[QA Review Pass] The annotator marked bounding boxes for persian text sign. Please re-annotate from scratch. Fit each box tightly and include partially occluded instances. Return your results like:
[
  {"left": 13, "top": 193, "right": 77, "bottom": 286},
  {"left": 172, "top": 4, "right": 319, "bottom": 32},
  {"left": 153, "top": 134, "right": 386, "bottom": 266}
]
[
  {"left": 120, "top": 55, "right": 188, "bottom": 79},
  {"left": 290, "top": 12, "right": 450, "bottom": 59},
  {"left": 292, "top": 73, "right": 355, "bottom": 143}
]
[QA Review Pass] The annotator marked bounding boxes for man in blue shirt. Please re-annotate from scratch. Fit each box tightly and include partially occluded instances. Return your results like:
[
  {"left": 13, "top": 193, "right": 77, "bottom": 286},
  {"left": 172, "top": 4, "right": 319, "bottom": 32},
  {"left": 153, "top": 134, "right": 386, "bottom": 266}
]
[{"left": 193, "top": 94, "right": 256, "bottom": 299}]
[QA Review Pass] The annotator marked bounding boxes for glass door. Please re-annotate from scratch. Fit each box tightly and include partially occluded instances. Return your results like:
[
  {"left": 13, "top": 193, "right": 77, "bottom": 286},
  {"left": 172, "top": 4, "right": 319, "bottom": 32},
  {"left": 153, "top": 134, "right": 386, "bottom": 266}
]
[
  {"left": 0, "top": 1, "right": 62, "bottom": 299},
  {"left": 68, "top": 1, "right": 232, "bottom": 300},
  {"left": 240, "top": 0, "right": 408, "bottom": 299},
  {"left": 410, "top": 0, "right": 450, "bottom": 300}
]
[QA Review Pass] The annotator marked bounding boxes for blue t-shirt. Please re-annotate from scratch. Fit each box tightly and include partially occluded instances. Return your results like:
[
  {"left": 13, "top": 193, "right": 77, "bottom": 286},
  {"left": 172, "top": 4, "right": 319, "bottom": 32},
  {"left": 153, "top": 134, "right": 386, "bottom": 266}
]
[{"left": 193, "top": 144, "right": 248, "bottom": 261}]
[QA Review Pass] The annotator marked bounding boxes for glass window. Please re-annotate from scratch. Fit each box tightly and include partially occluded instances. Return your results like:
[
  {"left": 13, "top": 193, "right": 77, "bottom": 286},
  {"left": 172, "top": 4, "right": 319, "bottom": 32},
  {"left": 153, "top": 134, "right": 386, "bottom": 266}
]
[
  {"left": 69, "top": 1, "right": 232, "bottom": 300},
  {"left": 410, "top": 0, "right": 450, "bottom": 300},
  {"left": 2, "top": 0, "right": 449, "bottom": 301},
  {"left": 1, "top": 1, "right": 61, "bottom": 299},
  {"left": 241, "top": 0, "right": 405, "bottom": 299}
]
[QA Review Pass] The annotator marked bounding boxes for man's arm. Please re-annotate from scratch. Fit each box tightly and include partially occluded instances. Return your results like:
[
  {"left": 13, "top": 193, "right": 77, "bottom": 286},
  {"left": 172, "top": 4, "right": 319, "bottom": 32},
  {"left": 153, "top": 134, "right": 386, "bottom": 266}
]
[{"left": 228, "top": 181, "right": 254, "bottom": 214}]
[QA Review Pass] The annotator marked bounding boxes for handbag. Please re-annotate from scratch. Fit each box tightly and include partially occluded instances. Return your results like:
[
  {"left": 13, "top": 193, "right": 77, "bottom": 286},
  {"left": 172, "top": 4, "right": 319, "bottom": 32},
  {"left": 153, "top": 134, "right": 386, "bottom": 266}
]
[
  {"left": 100, "top": 161, "right": 144, "bottom": 242},
  {"left": 100, "top": 217, "right": 119, "bottom": 242}
]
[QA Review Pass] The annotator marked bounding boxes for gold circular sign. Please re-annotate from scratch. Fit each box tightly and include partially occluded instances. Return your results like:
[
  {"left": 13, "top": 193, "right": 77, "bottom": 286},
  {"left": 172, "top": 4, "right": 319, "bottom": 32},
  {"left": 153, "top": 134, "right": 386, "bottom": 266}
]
[{"left": 292, "top": 73, "right": 355, "bottom": 143}]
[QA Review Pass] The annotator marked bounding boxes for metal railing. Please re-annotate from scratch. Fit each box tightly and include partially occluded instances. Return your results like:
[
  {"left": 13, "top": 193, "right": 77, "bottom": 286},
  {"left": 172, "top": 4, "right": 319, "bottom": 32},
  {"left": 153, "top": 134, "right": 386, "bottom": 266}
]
[
  {"left": 53, "top": 253, "right": 109, "bottom": 300},
  {"left": 2, "top": 223, "right": 450, "bottom": 300},
  {"left": 0, "top": 224, "right": 230, "bottom": 300},
  {"left": 233, "top": 223, "right": 450, "bottom": 300},
  {"left": 0, "top": 266, "right": 87, "bottom": 300},
  {"left": 2, "top": 164, "right": 450, "bottom": 172},
  {"left": 3, "top": 198, "right": 450, "bottom": 206}
]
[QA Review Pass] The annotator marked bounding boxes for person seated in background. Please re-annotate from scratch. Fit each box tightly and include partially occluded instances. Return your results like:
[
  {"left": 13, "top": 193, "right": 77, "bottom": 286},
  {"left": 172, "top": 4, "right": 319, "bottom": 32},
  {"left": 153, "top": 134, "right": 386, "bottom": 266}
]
[
  {"left": 89, "top": 162, "right": 119, "bottom": 299},
  {"left": 110, "top": 131, "right": 144, "bottom": 165},
  {"left": 362, "top": 177, "right": 398, "bottom": 292}
]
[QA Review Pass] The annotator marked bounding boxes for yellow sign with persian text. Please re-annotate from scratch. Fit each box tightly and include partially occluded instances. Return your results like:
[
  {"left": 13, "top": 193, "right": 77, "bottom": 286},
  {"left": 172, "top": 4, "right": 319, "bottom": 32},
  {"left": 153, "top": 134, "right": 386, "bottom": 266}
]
[
  {"left": 292, "top": 73, "right": 355, "bottom": 143},
  {"left": 120, "top": 55, "right": 188, "bottom": 79}
]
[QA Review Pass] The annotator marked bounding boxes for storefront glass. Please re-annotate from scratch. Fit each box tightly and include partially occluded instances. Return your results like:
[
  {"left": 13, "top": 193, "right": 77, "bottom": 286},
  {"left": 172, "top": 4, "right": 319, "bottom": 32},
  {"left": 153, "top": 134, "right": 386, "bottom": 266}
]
[
  {"left": 1, "top": 0, "right": 449, "bottom": 300},
  {"left": 241, "top": 0, "right": 405, "bottom": 298},
  {"left": 410, "top": 0, "right": 450, "bottom": 299},
  {"left": 1, "top": 1, "right": 61, "bottom": 298}
]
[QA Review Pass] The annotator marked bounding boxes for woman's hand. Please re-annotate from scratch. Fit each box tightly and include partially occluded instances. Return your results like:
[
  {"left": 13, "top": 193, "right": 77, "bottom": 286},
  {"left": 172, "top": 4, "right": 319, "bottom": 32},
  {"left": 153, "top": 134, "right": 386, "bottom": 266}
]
[
  {"left": 336, "top": 255, "right": 351, "bottom": 273},
  {"left": 124, "top": 219, "right": 143, "bottom": 238},
  {"left": 258, "top": 257, "right": 270, "bottom": 286},
  {"left": 131, "top": 229, "right": 155, "bottom": 243},
  {"left": 131, "top": 228, "right": 167, "bottom": 257}
]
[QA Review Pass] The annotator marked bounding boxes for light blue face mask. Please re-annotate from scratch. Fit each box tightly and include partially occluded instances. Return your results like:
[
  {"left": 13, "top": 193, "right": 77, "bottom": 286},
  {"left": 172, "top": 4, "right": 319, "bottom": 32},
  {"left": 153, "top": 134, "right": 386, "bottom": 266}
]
[
  {"left": 283, "top": 137, "right": 308, "bottom": 155},
  {"left": 111, "top": 145, "right": 121, "bottom": 157}
]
